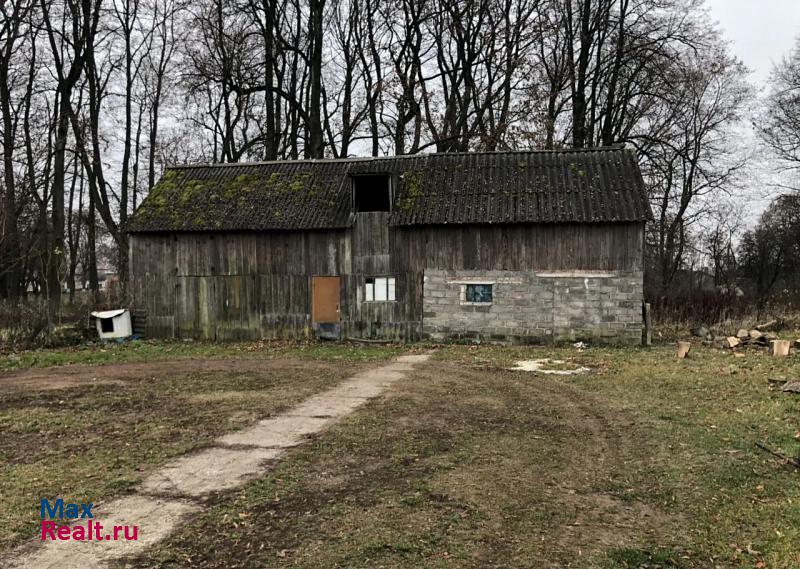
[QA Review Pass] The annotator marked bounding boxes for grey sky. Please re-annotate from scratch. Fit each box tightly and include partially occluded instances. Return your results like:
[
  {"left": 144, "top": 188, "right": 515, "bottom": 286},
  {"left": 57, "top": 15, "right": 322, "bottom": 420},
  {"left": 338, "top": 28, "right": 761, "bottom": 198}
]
[
  {"left": 705, "top": 0, "right": 800, "bottom": 86},
  {"left": 703, "top": 0, "right": 800, "bottom": 222}
]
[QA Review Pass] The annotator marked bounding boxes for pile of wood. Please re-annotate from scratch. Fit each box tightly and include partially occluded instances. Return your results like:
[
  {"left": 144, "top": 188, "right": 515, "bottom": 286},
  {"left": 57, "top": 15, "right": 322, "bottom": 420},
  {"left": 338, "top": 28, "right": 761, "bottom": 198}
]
[
  {"left": 722, "top": 329, "right": 774, "bottom": 349},
  {"left": 721, "top": 330, "right": 800, "bottom": 357}
]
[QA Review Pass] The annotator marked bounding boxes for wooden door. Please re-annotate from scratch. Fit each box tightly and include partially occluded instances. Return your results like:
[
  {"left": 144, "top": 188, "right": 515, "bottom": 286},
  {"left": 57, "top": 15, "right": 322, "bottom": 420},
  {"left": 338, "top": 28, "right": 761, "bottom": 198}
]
[{"left": 312, "top": 276, "right": 340, "bottom": 323}]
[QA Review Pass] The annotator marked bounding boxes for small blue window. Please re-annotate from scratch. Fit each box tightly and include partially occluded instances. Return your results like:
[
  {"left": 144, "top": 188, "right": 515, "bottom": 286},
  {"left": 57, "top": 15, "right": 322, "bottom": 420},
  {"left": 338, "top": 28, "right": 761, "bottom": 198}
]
[{"left": 465, "top": 284, "right": 492, "bottom": 303}]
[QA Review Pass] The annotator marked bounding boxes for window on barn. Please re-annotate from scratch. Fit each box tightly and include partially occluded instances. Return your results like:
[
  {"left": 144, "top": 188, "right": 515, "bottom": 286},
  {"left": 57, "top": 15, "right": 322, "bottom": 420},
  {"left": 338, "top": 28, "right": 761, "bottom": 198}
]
[
  {"left": 353, "top": 175, "right": 391, "bottom": 212},
  {"left": 464, "top": 284, "right": 493, "bottom": 304},
  {"left": 364, "top": 277, "right": 396, "bottom": 302}
]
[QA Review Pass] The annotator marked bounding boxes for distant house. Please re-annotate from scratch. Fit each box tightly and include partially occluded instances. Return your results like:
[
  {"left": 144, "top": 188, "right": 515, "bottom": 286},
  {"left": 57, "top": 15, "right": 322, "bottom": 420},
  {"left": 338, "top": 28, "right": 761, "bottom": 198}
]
[
  {"left": 75, "top": 266, "right": 117, "bottom": 292},
  {"left": 127, "top": 148, "right": 652, "bottom": 344}
]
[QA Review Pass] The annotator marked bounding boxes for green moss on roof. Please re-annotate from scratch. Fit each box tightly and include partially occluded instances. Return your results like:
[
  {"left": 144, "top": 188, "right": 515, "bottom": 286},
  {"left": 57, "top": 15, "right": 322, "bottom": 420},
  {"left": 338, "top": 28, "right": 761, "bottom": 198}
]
[
  {"left": 223, "top": 174, "right": 261, "bottom": 198},
  {"left": 132, "top": 169, "right": 327, "bottom": 230},
  {"left": 133, "top": 169, "right": 182, "bottom": 222},
  {"left": 128, "top": 149, "right": 651, "bottom": 232},
  {"left": 399, "top": 170, "right": 424, "bottom": 214},
  {"left": 568, "top": 162, "right": 587, "bottom": 178}
]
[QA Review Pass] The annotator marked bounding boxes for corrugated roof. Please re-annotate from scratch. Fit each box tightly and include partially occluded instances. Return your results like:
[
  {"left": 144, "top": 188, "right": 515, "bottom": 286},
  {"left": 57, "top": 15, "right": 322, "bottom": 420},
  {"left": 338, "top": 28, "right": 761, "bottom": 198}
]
[{"left": 127, "top": 148, "right": 652, "bottom": 233}]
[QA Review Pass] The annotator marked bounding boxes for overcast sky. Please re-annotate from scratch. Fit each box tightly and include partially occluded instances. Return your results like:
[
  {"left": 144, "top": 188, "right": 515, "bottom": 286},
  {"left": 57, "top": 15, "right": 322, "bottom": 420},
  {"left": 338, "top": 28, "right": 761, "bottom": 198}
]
[
  {"left": 705, "top": 0, "right": 800, "bottom": 86},
  {"left": 702, "top": 0, "right": 800, "bottom": 222}
]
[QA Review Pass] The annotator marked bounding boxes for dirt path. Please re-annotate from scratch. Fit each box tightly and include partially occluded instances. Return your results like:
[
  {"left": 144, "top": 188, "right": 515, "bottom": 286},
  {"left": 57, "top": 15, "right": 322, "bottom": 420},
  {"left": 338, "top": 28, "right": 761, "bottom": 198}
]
[
  {"left": 456, "top": 362, "right": 681, "bottom": 569},
  {"left": 116, "top": 359, "right": 678, "bottom": 569},
  {"left": 7, "top": 354, "right": 430, "bottom": 569},
  {"left": 391, "top": 361, "right": 676, "bottom": 567},
  {"left": 0, "top": 357, "right": 333, "bottom": 392},
  {"left": 510, "top": 373, "right": 671, "bottom": 560}
]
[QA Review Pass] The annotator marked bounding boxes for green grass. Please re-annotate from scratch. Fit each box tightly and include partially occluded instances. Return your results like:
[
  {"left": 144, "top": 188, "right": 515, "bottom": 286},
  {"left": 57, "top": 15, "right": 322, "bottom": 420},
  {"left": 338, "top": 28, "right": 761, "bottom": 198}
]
[
  {"left": 0, "top": 343, "right": 402, "bottom": 550},
  {"left": 0, "top": 339, "right": 404, "bottom": 370},
  {"left": 605, "top": 547, "right": 685, "bottom": 568},
  {"left": 118, "top": 344, "right": 799, "bottom": 568},
  {"left": 442, "top": 344, "right": 800, "bottom": 568},
  {"left": 3, "top": 342, "right": 798, "bottom": 567}
]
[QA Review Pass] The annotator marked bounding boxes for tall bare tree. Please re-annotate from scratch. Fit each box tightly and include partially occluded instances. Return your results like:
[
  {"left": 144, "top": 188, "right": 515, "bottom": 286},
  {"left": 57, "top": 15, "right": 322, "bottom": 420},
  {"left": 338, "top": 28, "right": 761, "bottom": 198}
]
[
  {"left": 0, "top": 0, "right": 759, "bottom": 305},
  {"left": 0, "top": 0, "right": 35, "bottom": 300},
  {"left": 40, "top": 0, "right": 99, "bottom": 314},
  {"left": 759, "top": 36, "right": 800, "bottom": 190},
  {"left": 638, "top": 43, "right": 752, "bottom": 293}
]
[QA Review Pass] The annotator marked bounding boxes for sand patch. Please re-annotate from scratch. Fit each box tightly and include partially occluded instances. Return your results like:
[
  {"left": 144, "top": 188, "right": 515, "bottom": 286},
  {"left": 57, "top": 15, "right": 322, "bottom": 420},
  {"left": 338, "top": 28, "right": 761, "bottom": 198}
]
[{"left": 510, "top": 359, "right": 591, "bottom": 375}]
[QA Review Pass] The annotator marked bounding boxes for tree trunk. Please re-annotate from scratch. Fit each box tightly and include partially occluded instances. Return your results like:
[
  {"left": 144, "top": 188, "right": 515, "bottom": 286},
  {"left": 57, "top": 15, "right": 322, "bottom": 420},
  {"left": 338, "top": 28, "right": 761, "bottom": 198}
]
[
  {"left": 569, "top": 0, "right": 593, "bottom": 148},
  {"left": 307, "top": 0, "right": 324, "bottom": 158},
  {"left": 0, "top": 75, "right": 20, "bottom": 301},
  {"left": 119, "top": 1, "right": 134, "bottom": 285},
  {"left": 87, "top": 181, "right": 99, "bottom": 302},
  {"left": 48, "top": 89, "right": 74, "bottom": 317},
  {"left": 66, "top": 153, "right": 81, "bottom": 304},
  {"left": 263, "top": 0, "right": 277, "bottom": 160}
]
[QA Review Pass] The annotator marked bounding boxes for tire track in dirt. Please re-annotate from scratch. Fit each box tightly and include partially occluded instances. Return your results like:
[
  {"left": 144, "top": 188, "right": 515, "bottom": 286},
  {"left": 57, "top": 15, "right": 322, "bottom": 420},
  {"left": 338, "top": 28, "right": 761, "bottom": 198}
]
[
  {"left": 0, "top": 357, "right": 335, "bottom": 393},
  {"left": 497, "top": 367, "right": 674, "bottom": 561},
  {"left": 437, "top": 362, "right": 675, "bottom": 566},
  {"left": 104, "top": 358, "right": 677, "bottom": 569}
]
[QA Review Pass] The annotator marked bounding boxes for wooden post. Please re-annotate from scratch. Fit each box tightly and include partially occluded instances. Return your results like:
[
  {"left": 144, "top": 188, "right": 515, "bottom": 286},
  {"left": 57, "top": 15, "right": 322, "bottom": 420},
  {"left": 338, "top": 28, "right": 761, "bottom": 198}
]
[{"left": 642, "top": 302, "right": 652, "bottom": 347}]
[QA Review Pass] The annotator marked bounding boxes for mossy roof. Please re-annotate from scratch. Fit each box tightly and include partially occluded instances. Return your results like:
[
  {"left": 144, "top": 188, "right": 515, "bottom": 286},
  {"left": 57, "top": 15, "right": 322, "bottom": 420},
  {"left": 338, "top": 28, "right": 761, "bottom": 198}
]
[{"left": 127, "top": 148, "right": 651, "bottom": 233}]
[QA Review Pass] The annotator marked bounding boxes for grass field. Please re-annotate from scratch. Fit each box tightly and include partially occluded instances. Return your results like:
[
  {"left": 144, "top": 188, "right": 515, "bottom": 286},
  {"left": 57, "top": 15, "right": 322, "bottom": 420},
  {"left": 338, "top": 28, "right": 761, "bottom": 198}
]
[
  {"left": 0, "top": 342, "right": 401, "bottom": 550},
  {"left": 0, "top": 339, "right": 403, "bottom": 370},
  {"left": 1, "top": 341, "right": 798, "bottom": 567}
]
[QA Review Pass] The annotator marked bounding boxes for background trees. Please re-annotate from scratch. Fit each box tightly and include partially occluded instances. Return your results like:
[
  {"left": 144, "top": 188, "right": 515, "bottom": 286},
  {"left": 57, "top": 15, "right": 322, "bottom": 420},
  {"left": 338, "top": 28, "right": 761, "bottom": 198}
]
[
  {"left": 744, "top": 33, "right": 800, "bottom": 310},
  {"left": 759, "top": 37, "right": 800, "bottom": 190},
  {"left": 739, "top": 195, "right": 800, "bottom": 306},
  {"left": 0, "top": 0, "right": 776, "bottom": 320}
]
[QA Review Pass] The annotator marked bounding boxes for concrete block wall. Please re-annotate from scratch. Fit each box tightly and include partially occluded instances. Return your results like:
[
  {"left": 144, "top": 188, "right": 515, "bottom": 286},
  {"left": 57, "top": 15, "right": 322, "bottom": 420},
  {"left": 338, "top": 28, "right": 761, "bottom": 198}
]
[{"left": 422, "top": 269, "right": 643, "bottom": 345}]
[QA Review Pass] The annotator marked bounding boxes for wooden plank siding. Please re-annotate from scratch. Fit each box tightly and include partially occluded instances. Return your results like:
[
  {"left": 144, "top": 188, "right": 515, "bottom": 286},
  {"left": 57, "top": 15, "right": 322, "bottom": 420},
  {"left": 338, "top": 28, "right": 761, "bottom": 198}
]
[
  {"left": 392, "top": 223, "right": 644, "bottom": 272},
  {"left": 130, "top": 220, "right": 643, "bottom": 341}
]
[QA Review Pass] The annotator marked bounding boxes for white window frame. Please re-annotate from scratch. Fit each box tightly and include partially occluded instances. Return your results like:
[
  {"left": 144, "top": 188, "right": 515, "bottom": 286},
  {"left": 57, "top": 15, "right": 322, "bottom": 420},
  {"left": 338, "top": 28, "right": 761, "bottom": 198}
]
[
  {"left": 364, "top": 276, "right": 396, "bottom": 302},
  {"left": 460, "top": 282, "right": 494, "bottom": 305}
]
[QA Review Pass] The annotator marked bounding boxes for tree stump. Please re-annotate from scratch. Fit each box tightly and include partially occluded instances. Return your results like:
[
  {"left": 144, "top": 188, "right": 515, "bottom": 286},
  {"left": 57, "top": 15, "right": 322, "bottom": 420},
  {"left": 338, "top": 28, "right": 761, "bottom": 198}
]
[{"left": 770, "top": 340, "right": 791, "bottom": 357}]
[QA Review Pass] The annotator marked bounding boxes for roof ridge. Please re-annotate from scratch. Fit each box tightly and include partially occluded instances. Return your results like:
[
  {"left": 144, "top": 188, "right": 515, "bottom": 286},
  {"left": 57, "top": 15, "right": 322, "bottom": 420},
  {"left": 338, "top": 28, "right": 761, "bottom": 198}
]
[
  {"left": 166, "top": 155, "right": 421, "bottom": 169},
  {"left": 165, "top": 146, "right": 630, "bottom": 170},
  {"left": 427, "top": 145, "right": 626, "bottom": 157}
]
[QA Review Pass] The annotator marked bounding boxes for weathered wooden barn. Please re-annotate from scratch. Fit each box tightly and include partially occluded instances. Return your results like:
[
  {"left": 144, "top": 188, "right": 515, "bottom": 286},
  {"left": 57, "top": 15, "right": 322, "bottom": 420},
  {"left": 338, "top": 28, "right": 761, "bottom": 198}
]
[{"left": 127, "top": 148, "right": 651, "bottom": 344}]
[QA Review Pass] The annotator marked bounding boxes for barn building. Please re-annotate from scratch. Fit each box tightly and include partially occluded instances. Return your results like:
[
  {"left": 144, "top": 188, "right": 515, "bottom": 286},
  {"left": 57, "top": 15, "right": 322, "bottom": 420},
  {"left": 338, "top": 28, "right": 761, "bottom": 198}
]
[{"left": 127, "top": 148, "right": 651, "bottom": 344}]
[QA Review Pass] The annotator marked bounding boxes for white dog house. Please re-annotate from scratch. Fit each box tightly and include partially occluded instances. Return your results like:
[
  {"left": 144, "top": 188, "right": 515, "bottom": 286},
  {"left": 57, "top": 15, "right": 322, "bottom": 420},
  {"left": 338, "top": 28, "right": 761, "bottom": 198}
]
[{"left": 91, "top": 309, "right": 133, "bottom": 340}]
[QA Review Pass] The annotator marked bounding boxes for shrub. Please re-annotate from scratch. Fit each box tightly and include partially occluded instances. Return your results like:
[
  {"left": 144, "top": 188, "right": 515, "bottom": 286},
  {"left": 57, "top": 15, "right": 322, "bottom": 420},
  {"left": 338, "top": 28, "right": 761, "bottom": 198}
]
[{"left": 0, "top": 289, "right": 132, "bottom": 353}]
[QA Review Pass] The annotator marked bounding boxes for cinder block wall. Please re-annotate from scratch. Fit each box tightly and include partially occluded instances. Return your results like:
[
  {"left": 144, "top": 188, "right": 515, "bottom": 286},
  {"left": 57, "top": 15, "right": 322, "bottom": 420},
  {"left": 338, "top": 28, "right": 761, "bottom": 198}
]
[{"left": 422, "top": 269, "right": 643, "bottom": 345}]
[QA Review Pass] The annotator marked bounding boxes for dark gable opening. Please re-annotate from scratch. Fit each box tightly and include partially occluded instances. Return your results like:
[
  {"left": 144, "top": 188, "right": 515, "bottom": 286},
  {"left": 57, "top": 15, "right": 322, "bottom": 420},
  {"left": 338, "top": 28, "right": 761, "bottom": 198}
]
[{"left": 352, "top": 175, "right": 391, "bottom": 212}]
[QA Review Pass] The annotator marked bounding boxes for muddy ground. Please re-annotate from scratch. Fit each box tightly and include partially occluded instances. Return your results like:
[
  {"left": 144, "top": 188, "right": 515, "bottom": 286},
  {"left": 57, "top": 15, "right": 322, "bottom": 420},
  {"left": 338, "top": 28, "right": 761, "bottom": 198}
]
[
  {"left": 0, "top": 355, "right": 372, "bottom": 550},
  {"left": 120, "top": 359, "right": 681, "bottom": 568},
  {"left": 0, "top": 357, "right": 337, "bottom": 393},
  {"left": 3, "top": 344, "right": 798, "bottom": 567}
]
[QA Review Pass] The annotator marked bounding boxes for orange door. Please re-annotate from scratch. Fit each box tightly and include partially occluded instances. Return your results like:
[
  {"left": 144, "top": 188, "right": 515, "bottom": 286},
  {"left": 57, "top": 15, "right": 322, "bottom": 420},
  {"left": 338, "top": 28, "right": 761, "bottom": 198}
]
[{"left": 312, "top": 277, "right": 341, "bottom": 323}]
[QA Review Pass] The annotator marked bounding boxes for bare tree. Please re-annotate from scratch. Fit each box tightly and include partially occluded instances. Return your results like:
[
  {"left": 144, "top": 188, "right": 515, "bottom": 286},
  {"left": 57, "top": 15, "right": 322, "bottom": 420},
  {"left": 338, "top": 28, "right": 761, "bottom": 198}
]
[
  {"left": 306, "top": 0, "right": 324, "bottom": 157},
  {"left": 144, "top": 0, "right": 181, "bottom": 189},
  {"left": 638, "top": 42, "right": 752, "bottom": 293},
  {"left": 40, "top": 0, "right": 98, "bottom": 315},
  {"left": 702, "top": 201, "right": 743, "bottom": 292},
  {"left": 759, "top": 36, "right": 800, "bottom": 190},
  {"left": 0, "top": 0, "right": 35, "bottom": 301},
  {"left": 1, "top": 0, "right": 761, "bottom": 307},
  {"left": 323, "top": 0, "right": 367, "bottom": 157}
]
